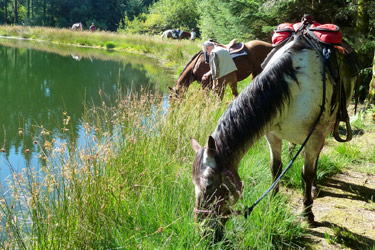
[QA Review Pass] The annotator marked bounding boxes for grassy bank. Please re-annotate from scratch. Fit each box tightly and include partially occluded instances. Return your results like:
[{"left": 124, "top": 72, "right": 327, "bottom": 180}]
[
  {"left": 0, "top": 87, "right": 303, "bottom": 249},
  {"left": 2, "top": 82, "right": 374, "bottom": 249},
  {"left": 1, "top": 25, "right": 374, "bottom": 249},
  {"left": 0, "top": 25, "right": 200, "bottom": 69}
]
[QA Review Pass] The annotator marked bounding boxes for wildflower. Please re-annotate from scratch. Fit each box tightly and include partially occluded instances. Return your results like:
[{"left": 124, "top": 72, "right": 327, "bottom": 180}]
[
  {"left": 44, "top": 140, "right": 52, "bottom": 150},
  {"left": 41, "top": 128, "right": 50, "bottom": 136},
  {"left": 63, "top": 116, "right": 71, "bottom": 125},
  {"left": 18, "top": 130, "right": 23, "bottom": 136},
  {"left": 157, "top": 227, "right": 163, "bottom": 233},
  {"left": 0, "top": 148, "right": 5, "bottom": 152},
  {"left": 139, "top": 172, "right": 145, "bottom": 177},
  {"left": 25, "top": 149, "right": 30, "bottom": 154},
  {"left": 33, "top": 140, "right": 38, "bottom": 145}
]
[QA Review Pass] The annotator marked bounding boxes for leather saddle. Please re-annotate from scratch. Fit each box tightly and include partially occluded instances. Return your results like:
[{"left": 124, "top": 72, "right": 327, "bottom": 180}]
[{"left": 212, "top": 39, "right": 247, "bottom": 58}]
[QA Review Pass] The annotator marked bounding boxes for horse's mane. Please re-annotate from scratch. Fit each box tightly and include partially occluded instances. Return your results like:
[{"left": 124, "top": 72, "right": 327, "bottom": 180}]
[
  {"left": 178, "top": 51, "right": 203, "bottom": 79},
  {"left": 212, "top": 38, "right": 302, "bottom": 159}
]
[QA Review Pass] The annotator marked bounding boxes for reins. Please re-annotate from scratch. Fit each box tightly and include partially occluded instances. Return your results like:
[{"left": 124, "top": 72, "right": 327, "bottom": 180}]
[{"left": 241, "top": 30, "right": 331, "bottom": 219}]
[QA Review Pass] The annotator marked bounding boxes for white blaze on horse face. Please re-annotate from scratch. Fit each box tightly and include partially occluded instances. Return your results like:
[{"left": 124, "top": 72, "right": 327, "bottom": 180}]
[{"left": 200, "top": 167, "right": 214, "bottom": 190}]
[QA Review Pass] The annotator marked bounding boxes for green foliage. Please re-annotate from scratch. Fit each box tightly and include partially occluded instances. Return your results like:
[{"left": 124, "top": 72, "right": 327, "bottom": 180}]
[
  {"left": 105, "top": 41, "right": 116, "bottom": 49},
  {"left": 121, "top": 0, "right": 199, "bottom": 35}
]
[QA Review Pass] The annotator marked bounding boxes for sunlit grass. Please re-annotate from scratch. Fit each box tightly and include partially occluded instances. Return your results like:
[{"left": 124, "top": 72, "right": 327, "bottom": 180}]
[
  {"left": 1, "top": 86, "right": 308, "bottom": 249},
  {"left": 1, "top": 74, "right": 374, "bottom": 248}
]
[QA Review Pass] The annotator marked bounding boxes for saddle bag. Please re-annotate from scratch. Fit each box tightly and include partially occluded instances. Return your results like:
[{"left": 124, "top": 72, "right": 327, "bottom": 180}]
[
  {"left": 308, "top": 24, "right": 342, "bottom": 44},
  {"left": 272, "top": 23, "right": 294, "bottom": 46},
  {"left": 272, "top": 22, "right": 342, "bottom": 46}
]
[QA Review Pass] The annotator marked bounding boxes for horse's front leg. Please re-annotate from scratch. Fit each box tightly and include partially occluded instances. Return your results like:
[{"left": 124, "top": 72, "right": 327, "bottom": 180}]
[
  {"left": 312, "top": 152, "right": 321, "bottom": 199},
  {"left": 302, "top": 139, "right": 324, "bottom": 224},
  {"left": 265, "top": 133, "right": 282, "bottom": 194},
  {"left": 227, "top": 72, "right": 238, "bottom": 98}
]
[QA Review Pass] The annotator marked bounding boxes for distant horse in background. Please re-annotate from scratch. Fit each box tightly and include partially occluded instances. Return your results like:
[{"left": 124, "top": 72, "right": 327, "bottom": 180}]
[
  {"left": 169, "top": 40, "right": 273, "bottom": 99},
  {"left": 190, "top": 31, "right": 360, "bottom": 240},
  {"left": 161, "top": 29, "right": 191, "bottom": 40},
  {"left": 72, "top": 23, "right": 83, "bottom": 31}
]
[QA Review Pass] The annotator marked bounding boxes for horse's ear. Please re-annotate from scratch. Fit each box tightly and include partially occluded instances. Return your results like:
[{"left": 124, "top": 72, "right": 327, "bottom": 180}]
[
  {"left": 207, "top": 136, "right": 217, "bottom": 156},
  {"left": 190, "top": 138, "right": 201, "bottom": 153}
]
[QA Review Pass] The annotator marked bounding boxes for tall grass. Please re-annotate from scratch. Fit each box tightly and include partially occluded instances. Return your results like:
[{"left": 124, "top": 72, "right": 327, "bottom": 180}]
[
  {"left": 0, "top": 25, "right": 200, "bottom": 68},
  {"left": 2, "top": 81, "right": 374, "bottom": 248},
  {"left": 1, "top": 87, "right": 308, "bottom": 249}
]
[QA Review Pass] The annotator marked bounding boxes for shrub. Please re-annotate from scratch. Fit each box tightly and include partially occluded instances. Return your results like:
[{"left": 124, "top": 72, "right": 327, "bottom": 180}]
[{"left": 105, "top": 41, "right": 116, "bottom": 49}]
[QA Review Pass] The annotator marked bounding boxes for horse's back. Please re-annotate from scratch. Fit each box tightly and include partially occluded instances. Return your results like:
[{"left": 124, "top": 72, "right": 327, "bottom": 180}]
[
  {"left": 244, "top": 40, "right": 273, "bottom": 76},
  {"left": 266, "top": 39, "right": 356, "bottom": 144}
]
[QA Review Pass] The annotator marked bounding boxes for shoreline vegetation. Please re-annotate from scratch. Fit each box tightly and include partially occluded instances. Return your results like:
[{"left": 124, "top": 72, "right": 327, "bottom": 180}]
[
  {"left": 0, "top": 25, "right": 201, "bottom": 72},
  {"left": 1, "top": 26, "right": 375, "bottom": 249}
]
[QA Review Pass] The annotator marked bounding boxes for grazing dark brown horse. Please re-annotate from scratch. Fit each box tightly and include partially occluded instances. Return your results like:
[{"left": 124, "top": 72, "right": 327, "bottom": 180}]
[
  {"left": 161, "top": 29, "right": 191, "bottom": 40},
  {"left": 168, "top": 40, "right": 273, "bottom": 99},
  {"left": 190, "top": 32, "right": 360, "bottom": 240}
]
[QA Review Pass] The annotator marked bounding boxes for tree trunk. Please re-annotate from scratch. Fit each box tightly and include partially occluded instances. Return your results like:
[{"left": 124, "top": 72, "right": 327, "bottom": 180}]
[
  {"left": 43, "top": 0, "right": 46, "bottom": 25},
  {"left": 355, "top": 0, "right": 369, "bottom": 36},
  {"left": 14, "top": 0, "right": 18, "bottom": 23},
  {"left": 27, "top": 0, "right": 30, "bottom": 19},
  {"left": 4, "top": 0, "right": 8, "bottom": 24},
  {"left": 367, "top": 51, "right": 375, "bottom": 105}
]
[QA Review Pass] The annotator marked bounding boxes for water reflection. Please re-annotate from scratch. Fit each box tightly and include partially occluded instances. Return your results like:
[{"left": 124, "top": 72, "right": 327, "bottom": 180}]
[{"left": 0, "top": 41, "right": 172, "bottom": 175}]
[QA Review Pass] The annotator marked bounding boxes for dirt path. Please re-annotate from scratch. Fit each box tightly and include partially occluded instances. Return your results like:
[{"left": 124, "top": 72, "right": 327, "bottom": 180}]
[
  {"left": 305, "top": 170, "right": 375, "bottom": 249},
  {"left": 286, "top": 129, "right": 375, "bottom": 249}
]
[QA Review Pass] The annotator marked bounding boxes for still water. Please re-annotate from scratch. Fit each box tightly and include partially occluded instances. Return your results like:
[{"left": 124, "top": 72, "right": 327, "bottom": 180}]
[{"left": 0, "top": 39, "right": 173, "bottom": 185}]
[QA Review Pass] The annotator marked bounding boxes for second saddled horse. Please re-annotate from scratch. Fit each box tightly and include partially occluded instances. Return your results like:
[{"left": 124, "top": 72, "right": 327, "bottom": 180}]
[{"left": 169, "top": 40, "right": 273, "bottom": 99}]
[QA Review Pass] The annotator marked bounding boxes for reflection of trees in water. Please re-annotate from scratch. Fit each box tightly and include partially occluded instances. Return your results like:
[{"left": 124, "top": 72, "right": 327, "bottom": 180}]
[{"left": 0, "top": 45, "right": 165, "bottom": 157}]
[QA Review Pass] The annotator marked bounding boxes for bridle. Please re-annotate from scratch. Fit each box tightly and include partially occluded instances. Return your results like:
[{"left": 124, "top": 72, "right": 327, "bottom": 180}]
[{"left": 193, "top": 169, "right": 243, "bottom": 216}]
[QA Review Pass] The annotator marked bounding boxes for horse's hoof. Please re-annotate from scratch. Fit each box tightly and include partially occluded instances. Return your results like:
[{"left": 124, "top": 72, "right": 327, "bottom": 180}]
[{"left": 306, "top": 214, "right": 315, "bottom": 226}]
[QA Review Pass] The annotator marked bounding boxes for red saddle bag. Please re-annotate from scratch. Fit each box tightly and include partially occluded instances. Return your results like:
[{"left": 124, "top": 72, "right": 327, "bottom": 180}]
[
  {"left": 308, "top": 24, "right": 342, "bottom": 44},
  {"left": 272, "top": 23, "right": 294, "bottom": 46},
  {"left": 272, "top": 22, "right": 342, "bottom": 46}
]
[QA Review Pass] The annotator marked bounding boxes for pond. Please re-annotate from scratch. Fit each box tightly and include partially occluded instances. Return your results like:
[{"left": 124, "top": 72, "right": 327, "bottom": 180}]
[{"left": 0, "top": 38, "right": 173, "bottom": 187}]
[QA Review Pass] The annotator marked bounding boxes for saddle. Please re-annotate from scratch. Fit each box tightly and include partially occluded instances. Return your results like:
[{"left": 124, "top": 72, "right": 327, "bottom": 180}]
[
  {"left": 212, "top": 39, "right": 248, "bottom": 59},
  {"left": 266, "top": 19, "right": 359, "bottom": 143}
]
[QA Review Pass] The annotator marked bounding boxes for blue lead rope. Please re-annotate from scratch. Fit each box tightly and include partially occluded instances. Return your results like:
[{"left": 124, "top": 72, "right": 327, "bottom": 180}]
[{"left": 243, "top": 46, "right": 331, "bottom": 218}]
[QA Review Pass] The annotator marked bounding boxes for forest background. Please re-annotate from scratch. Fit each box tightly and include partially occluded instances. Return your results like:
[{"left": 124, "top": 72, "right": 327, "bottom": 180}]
[{"left": 1, "top": 0, "right": 374, "bottom": 90}]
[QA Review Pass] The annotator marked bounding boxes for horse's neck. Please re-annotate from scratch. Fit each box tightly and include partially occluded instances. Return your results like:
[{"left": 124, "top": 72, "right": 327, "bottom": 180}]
[
  {"left": 176, "top": 60, "right": 196, "bottom": 89},
  {"left": 211, "top": 112, "right": 273, "bottom": 170}
]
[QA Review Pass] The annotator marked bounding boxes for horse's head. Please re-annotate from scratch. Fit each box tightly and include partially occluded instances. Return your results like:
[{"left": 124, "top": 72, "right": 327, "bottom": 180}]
[
  {"left": 168, "top": 86, "right": 180, "bottom": 99},
  {"left": 190, "top": 136, "right": 242, "bottom": 239},
  {"left": 168, "top": 51, "right": 210, "bottom": 100}
]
